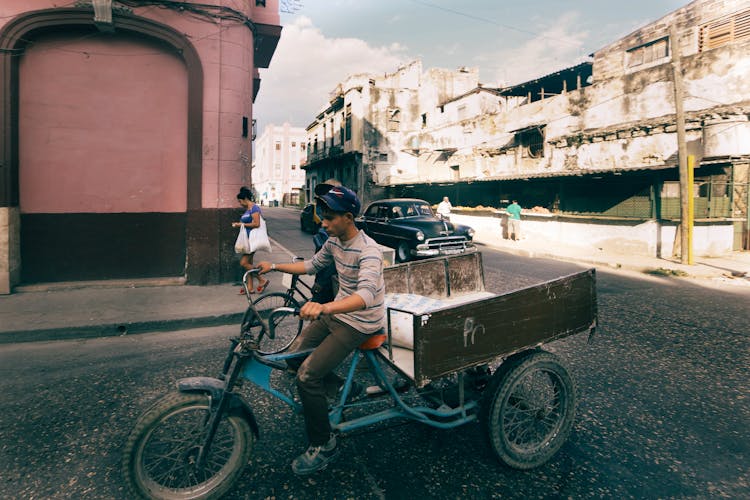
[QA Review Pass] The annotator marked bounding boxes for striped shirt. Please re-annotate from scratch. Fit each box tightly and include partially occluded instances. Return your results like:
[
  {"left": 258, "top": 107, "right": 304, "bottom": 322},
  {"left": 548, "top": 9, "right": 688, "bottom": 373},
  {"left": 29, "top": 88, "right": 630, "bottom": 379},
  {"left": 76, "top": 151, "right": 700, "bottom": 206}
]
[{"left": 304, "top": 230, "right": 385, "bottom": 334}]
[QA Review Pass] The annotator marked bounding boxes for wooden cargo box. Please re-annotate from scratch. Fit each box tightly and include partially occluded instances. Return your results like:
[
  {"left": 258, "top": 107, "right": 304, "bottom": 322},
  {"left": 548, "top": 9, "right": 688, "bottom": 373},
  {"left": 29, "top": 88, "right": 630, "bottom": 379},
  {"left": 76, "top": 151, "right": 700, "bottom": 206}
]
[{"left": 381, "top": 253, "right": 597, "bottom": 387}]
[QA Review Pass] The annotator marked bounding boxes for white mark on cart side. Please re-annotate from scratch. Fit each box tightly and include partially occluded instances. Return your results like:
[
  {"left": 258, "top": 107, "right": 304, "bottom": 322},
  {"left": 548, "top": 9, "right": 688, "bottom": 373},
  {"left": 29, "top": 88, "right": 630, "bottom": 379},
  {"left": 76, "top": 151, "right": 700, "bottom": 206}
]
[{"left": 463, "top": 317, "right": 485, "bottom": 347}]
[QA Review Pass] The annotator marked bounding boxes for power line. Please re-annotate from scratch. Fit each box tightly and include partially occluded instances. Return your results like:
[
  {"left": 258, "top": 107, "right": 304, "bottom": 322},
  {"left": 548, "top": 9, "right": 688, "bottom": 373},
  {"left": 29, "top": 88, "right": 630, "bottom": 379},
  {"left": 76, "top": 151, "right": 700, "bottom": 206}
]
[{"left": 407, "top": 0, "right": 583, "bottom": 49}]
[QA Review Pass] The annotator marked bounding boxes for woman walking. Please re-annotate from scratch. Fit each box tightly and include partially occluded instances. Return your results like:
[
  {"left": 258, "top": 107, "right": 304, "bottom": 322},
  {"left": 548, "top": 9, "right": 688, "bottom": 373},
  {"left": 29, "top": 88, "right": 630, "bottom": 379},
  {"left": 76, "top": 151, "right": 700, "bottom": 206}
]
[{"left": 233, "top": 186, "right": 270, "bottom": 294}]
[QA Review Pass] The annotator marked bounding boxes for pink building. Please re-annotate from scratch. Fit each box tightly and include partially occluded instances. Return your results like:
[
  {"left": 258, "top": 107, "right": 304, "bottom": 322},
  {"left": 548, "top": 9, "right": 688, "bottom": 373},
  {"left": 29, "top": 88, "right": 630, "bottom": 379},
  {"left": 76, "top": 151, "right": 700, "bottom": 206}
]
[{"left": 0, "top": 1, "right": 281, "bottom": 293}]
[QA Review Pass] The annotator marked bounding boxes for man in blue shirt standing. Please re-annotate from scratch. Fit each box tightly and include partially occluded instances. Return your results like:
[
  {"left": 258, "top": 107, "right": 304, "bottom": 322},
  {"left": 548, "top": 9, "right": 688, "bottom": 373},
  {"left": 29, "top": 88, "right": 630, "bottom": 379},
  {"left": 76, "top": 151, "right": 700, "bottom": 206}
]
[{"left": 506, "top": 199, "right": 522, "bottom": 241}]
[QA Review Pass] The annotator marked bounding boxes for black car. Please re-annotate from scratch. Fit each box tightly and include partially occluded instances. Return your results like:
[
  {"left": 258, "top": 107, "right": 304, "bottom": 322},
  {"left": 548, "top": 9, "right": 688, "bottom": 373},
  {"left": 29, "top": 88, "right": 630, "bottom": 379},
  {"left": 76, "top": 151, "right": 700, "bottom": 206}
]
[
  {"left": 357, "top": 198, "right": 475, "bottom": 262},
  {"left": 300, "top": 203, "right": 321, "bottom": 233}
]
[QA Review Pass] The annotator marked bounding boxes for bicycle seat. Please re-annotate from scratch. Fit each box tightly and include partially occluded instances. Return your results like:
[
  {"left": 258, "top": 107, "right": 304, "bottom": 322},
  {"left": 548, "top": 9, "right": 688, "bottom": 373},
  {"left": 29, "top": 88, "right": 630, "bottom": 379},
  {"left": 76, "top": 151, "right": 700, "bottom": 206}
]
[{"left": 359, "top": 333, "right": 386, "bottom": 350}]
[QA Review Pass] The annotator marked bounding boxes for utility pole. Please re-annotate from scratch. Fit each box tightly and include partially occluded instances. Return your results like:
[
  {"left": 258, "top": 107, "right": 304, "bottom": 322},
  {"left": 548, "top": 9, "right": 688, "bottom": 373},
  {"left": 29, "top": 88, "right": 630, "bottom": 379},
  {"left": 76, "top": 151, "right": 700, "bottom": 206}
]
[{"left": 670, "top": 24, "right": 691, "bottom": 264}]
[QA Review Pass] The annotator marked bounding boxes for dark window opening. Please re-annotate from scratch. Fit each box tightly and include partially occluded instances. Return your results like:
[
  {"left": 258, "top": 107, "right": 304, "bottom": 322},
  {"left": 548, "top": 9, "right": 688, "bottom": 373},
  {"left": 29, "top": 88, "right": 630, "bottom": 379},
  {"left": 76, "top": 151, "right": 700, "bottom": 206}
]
[
  {"left": 387, "top": 108, "right": 400, "bottom": 132},
  {"left": 345, "top": 104, "right": 352, "bottom": 141},
  {"left": 516, "top": 127, "right": 545, "bottom": 158},
  {"left": 450, "top": 165, "right": 460, "bottom": 181}
]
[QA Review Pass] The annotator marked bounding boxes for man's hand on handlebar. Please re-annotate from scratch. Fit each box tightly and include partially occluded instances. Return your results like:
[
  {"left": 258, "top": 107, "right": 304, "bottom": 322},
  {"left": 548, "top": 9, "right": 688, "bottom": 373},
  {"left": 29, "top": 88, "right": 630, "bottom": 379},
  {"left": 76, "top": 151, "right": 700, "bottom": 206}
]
[
  {"left": 299, "top": 301, "right": 329, "bottom": 321},
  {"left": 255, "top": 261, "right": 273, "bottom": 274}
]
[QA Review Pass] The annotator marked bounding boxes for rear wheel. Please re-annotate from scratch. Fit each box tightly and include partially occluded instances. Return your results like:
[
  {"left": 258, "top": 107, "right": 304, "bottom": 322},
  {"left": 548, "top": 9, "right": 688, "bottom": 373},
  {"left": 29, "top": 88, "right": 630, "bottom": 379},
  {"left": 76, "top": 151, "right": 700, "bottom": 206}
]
[
  {"left": 122, "top": 392, "right": 254, "bottom": 500},
  {"left": 480, "top": 350, "right": 576, "bottom": 469},
  {"left": 249, "top": 292, "right": 303, "bottom": 354}
]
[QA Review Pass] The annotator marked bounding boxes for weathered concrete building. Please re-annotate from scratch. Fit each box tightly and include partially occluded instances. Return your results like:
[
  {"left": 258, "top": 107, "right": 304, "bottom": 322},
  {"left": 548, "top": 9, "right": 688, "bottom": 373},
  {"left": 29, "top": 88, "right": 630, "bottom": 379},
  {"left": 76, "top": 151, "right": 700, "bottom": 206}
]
[
  {"left": 304, "top": 0, "right": 750, "bottom": 257},
  {"left": 302, "top": 60, "right": 479, "bottom": 206},
  {"left": 0, "top": 1, "right": 282, "bottom": 293},
  {"left": 252, "top": 122, "right": 307, "bottom": 206}
]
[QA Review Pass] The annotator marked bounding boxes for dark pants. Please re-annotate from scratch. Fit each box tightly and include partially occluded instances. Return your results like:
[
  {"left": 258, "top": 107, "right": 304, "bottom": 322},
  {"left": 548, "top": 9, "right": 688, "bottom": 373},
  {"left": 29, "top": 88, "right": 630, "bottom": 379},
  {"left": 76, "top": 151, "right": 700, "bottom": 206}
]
[{"left": 287, "top": 316, "right": 368, "bottom": 446}]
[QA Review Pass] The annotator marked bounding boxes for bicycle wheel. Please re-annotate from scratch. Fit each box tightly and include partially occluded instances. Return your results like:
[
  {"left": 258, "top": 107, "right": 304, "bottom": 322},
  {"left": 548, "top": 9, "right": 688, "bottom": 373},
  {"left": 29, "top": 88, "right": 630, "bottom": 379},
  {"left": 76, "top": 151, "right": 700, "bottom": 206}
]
[
  {"left": 122, "top": 392, "right": 254, "bottom": 500},
  {"left": 480, "top": 350, "right": 576, "bottom": 470},
  {"left": 251, "top": 292, "right": 303, "bottom": 354}
]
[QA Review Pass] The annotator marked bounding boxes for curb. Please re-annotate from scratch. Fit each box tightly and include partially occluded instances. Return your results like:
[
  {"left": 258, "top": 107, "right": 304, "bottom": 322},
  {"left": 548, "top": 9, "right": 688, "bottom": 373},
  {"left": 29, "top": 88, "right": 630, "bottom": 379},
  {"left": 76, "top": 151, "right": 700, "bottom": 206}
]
[
  {"left": 0, "top": 312, "right": 245, "bottom": 345},
  {"left": 474, "top": 241, "right": 645, "bottom": 273}
]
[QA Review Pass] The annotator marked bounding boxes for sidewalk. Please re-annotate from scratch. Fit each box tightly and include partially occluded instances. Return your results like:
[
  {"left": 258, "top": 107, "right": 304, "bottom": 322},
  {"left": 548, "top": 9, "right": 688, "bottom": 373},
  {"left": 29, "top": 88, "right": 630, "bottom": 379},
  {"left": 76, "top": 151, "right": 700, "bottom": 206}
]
[
  {"left": 0, "top": 274, "right": 294, "bottom": 345},
  {"left": 1, "top": 218, "right": 748, "bottom": 344},
  {"left": 468, "top": 225, "right": 750, "bottom": 282}
]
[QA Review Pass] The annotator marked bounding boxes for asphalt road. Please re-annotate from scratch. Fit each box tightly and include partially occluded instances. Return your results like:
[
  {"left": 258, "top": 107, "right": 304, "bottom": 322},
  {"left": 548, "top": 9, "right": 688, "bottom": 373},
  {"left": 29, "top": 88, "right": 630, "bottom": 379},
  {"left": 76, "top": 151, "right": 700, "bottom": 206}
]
[{"left": 0, "top": 207, "right": 748, "bottom": 499}]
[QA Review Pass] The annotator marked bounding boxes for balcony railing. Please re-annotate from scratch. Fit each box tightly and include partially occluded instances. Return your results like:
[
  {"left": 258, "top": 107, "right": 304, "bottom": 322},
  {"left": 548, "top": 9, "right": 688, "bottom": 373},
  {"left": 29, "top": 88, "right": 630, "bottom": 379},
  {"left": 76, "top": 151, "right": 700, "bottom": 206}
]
[{"left": 305, "top": 145, "right": 344, "bottom": 163}]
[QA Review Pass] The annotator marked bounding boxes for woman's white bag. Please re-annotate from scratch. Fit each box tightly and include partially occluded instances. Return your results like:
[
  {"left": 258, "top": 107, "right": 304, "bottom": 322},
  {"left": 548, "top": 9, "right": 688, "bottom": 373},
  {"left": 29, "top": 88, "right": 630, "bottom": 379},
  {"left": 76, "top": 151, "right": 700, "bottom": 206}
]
[
  {"left": 234, "top": 225, "right": 252, "bottom": 254},
  {"left": 248, "top": 217, "right": 272, "bottom": 253}
]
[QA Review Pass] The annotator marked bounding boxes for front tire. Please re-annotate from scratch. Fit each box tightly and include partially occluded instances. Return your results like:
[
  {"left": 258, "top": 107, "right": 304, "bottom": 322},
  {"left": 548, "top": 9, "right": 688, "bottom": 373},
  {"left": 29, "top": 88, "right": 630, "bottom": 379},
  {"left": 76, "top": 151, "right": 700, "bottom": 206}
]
[
  {"left": 480, "top": 350, "right": 576, "bottom": 469},
  {"left": 250, "top": 292, "right": 303, "bottom": 354},
  {"left": 396, "top": 242, "right": 411, "bottom": 263},
  {"left": 122, "top": 392, "right": 254, "bottom": 500}
]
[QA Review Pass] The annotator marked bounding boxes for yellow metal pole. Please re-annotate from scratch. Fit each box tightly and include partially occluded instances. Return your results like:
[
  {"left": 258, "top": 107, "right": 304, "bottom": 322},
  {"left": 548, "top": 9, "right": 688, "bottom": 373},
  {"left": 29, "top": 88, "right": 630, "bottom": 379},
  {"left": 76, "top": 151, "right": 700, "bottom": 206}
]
[{"left": 687, "top": 154, "right": 695, "bottom": 265}]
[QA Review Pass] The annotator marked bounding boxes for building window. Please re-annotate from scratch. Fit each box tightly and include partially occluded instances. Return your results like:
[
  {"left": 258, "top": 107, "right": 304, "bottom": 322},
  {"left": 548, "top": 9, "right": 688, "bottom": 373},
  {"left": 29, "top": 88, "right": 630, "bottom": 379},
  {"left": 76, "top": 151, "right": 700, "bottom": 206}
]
[
  {"left": 256, "top": 0, "right": 265, "bottom": 6},
  {"left": 291, "top": 141, "right": 296, "bottom": 147},
  {"left": 301, "top": 143, "right": 306, "bottom": 151},
  {"left": 516, "top": 127, "right": 545, "bottom": 159},
  {"left": 627, "top": 37, "right": 668, "bottom": 68},
  {"left": 291, "top": 164, "right": 297, "bottom": 170},
  {"left": 329, "top": 118, "right": 335, "bottom": 147},
  {"left": 421, "top": 113, "right": 427, "bottom": 128},
  {"left": 345, "top": 104, "right": 352, "bottom": 141},
  {"left": 450, "top": 165, "right": 460, "bottom": 181},
  {"left": 387, "top": 108, "right": 400, "bottom": 132},
  {"left": 313, "top": 135, "right": 318, "bottom": 153},
  {"left": 700, "top": 8, "right": 750, "bottom": 51},
  {"left": 378, "top": 153, "right": 388, "bottom": 162},
  {"left": 275, "top": 142, "right": 281, "bottom": 150}
]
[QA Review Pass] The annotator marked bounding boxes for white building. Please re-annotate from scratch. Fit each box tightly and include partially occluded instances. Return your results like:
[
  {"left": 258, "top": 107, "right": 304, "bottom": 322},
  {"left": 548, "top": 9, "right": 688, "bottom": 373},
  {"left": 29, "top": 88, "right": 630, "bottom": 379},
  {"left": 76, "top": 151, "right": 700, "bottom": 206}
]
[{"left": 253, "top": 123, "right": 307, "bottom": 205}]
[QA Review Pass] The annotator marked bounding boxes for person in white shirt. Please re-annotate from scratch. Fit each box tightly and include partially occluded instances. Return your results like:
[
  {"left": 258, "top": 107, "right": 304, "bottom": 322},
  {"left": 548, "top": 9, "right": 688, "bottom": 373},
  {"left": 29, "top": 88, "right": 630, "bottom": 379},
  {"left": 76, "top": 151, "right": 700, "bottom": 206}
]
[{"left": 436, "top": 196, "right": 452, "bottom": 220}]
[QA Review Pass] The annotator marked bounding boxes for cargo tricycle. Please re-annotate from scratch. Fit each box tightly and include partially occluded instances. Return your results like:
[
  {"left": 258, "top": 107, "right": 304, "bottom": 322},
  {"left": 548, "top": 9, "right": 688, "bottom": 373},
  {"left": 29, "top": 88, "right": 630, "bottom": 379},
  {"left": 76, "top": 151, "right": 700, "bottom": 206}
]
[{"left": 122, "top": 252, "right": 597, "bottom": 499}]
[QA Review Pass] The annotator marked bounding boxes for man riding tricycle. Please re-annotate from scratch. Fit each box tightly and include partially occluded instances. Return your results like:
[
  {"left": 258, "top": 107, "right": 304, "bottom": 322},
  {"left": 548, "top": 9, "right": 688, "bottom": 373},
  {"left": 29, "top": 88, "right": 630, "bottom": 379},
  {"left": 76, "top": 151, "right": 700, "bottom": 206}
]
[{"left": 122, "top": 185, "right": 597, "bottom": 499}]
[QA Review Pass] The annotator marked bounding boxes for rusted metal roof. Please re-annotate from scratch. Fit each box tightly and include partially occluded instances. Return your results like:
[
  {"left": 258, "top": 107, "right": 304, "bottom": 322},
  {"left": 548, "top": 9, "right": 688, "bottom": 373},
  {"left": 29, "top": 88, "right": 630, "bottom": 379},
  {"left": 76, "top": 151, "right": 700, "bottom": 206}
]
[{"left": 473, "top": 163, "right": 676, "bottom": 182}]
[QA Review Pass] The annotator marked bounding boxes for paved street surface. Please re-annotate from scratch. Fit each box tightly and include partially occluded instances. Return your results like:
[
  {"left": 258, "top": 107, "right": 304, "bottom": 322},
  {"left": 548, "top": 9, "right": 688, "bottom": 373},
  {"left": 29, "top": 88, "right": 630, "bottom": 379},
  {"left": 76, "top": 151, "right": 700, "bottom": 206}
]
[{"left": 0, "top": 207, "right": 748, "bottom": 499}]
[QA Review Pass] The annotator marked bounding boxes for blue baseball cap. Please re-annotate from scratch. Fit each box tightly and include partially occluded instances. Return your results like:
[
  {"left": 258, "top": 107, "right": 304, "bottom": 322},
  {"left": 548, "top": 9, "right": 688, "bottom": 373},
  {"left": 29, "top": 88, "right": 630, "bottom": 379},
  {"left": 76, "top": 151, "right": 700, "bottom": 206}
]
[{"left": 315, "top": 185, "right": 361, "bottom": 216}]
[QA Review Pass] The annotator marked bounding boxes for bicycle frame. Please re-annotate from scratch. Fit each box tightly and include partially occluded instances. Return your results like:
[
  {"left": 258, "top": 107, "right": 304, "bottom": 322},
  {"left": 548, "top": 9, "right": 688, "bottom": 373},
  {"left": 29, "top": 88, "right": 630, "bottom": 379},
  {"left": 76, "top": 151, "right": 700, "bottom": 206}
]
[
  {"left": 284, "top": 273, "right": 313, "bottom": 304},
  {"left": 196, "top": 269, "right": 480, "bottom": 464},
  {"left": 238, "top": 343, "right": 480, "bottom": 434}
]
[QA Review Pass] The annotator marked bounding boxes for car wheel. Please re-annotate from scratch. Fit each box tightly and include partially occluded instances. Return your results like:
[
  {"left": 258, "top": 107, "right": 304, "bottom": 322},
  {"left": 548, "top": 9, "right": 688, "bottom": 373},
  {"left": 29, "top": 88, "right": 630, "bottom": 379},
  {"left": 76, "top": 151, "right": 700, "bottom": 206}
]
[{"left": 396, "top": 242, "right": 411, "bottom": 263}]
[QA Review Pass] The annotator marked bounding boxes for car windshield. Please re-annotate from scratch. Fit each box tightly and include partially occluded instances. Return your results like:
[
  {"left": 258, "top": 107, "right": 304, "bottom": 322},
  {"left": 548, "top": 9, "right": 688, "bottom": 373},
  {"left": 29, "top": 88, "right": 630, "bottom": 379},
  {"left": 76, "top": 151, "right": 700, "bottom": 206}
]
[{"left": 391, "top": 202, "right": 433, "bottom": 218}]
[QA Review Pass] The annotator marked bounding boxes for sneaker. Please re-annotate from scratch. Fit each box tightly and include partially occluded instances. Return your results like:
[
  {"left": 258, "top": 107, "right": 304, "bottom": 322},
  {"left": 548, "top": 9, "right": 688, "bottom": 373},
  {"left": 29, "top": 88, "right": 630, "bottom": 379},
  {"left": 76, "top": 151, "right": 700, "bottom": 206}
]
[{"left": 291, "top": 435, "right": 340, "bottom": 476}]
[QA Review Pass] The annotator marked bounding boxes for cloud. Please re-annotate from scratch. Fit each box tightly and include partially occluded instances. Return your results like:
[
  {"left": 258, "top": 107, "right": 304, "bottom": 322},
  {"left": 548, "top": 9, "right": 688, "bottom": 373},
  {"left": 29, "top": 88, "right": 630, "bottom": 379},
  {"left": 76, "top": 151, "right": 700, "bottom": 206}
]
[
  {"left": 481, "top": 12, "right": 590, "bottom": 87},
  {"left": 253, "top": 16, "right": 409, "bottom": 133}
]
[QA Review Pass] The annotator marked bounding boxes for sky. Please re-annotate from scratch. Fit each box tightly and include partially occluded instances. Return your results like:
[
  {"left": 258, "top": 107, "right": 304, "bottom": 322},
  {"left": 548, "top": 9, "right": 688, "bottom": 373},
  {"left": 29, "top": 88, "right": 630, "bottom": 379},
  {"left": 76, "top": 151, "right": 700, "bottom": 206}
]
[{"left": 253, "top": 0, "right": 688, "bottom": 135}]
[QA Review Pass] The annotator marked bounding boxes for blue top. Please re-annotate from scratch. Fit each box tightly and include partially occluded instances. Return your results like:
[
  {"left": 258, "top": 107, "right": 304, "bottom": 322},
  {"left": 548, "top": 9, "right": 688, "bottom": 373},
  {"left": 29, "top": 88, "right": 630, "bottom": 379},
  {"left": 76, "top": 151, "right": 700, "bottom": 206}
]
[
  {"left": 240, "top": 204, "right": 261, "bottom": 235},
  {"left": 506, "top": 202, "right": 522, "bottom": 220}
]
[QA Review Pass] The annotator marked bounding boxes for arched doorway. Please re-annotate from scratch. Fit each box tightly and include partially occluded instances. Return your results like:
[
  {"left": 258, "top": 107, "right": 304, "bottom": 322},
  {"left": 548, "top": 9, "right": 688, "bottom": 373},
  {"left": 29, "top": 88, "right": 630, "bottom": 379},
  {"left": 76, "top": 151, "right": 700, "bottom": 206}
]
[
  {"left": 19, "top": 28, "right": 188, "bottom": 282},
  {"left": 0, "top": 8, "right": 204, "bottom": 285}
]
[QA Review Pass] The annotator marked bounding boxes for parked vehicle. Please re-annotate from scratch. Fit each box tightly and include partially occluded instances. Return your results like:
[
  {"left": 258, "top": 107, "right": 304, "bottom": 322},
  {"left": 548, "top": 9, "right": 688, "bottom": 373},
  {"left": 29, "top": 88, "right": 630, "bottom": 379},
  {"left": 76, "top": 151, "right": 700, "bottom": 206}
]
[
  {"left": 299, "top": 203, "right": 321, "bottom": 233},
  {"left": 122, "top": 255, "right": 598, "bottom": 499},
  {"left": 357, "top": 198, "right": 475, "bottom": 262}
]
